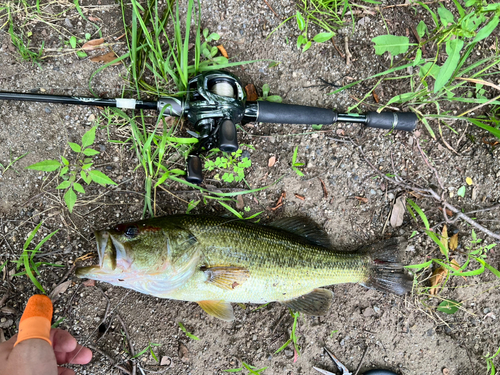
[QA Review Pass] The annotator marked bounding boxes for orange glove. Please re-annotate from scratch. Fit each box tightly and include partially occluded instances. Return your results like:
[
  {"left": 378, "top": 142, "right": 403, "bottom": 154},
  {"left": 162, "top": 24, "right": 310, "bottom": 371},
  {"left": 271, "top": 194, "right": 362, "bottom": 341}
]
[{"left": 14, "top": 295, "right": 53, "bottom": 347}]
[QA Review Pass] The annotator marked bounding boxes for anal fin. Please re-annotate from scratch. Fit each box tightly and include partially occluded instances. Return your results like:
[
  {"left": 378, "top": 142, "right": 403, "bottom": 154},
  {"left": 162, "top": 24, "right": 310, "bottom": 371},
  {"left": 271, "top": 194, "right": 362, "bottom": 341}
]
[
  {"left": 198, "top": 300, "right": 235, "bottom": 321},
  {"left": 283, "top": 288, "right": 333, "bottom": 316},
  {"left": 202, "top": 266, "right": 250, "bottom": 290}
]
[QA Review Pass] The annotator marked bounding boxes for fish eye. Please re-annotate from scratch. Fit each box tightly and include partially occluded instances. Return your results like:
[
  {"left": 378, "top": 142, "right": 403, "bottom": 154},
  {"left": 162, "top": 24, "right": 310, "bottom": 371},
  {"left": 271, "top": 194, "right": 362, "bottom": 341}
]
[{"left": 124, "top": 225, "right": 139, "bottom": 238}]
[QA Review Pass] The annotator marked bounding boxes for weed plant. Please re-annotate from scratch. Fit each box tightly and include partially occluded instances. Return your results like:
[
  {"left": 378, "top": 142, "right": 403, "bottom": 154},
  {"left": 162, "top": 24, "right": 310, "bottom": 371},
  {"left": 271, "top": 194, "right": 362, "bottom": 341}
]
[{"left": 335, "top": 0, "right": 500, "bottom": 138}]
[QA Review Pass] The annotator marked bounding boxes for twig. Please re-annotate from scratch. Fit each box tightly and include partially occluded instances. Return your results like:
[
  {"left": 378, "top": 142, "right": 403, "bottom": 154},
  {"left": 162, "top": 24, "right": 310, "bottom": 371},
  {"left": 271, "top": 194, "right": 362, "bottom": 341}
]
[
  {"left": 117, "top": 313, "right": 137, "bottom": 375},
  {"left": 354, "top": 346, "right": 369, "bottom": 375},
  {"left": 344, "top": 36, "right": 352, "bottom": 66},
  {"left": 383, "top": 0, "right": 445, "bottom": 8},
  {"left": 87, "top": 344, "right": 133, "bottom": 375},
  {"left": 262, "top": 0, "right": 279, "bottom": 18},
  {"left": 331, "top": 38, "right": 345, "bottom": 58}
]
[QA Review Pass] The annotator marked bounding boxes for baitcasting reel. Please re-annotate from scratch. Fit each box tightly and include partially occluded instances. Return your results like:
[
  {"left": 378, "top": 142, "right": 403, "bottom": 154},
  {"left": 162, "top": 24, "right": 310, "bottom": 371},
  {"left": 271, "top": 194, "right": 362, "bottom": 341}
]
[{"left": 0, "top": 70, "right": 418, "bottom": 184}]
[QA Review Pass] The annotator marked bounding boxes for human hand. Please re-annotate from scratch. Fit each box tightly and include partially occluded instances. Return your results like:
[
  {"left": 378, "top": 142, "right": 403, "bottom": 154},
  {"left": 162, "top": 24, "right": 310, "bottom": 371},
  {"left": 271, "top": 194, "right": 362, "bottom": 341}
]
[{"left": 0, "top": 295, "right": 92, "bottom": 375}]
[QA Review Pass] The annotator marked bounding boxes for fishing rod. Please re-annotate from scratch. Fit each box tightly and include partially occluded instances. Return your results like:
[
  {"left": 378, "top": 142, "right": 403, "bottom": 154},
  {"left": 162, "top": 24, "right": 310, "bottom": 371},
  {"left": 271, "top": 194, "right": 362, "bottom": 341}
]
[{"left": 0, "top": 70, "right": 417, "bottom": 183}]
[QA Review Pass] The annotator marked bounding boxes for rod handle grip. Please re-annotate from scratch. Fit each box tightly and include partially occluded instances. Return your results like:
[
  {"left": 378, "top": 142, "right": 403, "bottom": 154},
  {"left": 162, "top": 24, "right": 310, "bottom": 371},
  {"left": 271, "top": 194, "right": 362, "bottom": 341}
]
[
  {"left": 186, "top": 155, "right": 203, "bottom": 184},
  {"left": 256, "top": 101, "right": 335, "bottom": 125},
  {"left": 366, "top": 112, "right": 417, "bottom": 132}
]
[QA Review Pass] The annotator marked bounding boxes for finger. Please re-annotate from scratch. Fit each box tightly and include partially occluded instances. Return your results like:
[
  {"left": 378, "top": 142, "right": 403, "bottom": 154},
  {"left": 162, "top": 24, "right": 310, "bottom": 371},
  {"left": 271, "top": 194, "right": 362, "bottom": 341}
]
[
  {"left": 62, "top": 344, "right": 93, "bottom": 365},
  {"left": 58, "top": 367, "right": 75, "bottom": 375},
  {"left": 51, "top": 329, "right": 77, "bottom": 354}
]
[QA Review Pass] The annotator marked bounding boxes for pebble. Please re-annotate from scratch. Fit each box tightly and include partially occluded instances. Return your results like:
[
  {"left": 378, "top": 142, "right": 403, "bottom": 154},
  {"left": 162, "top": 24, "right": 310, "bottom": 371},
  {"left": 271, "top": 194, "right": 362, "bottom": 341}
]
[
  {"left": 284, "top": 349, "right": 294, "bottom": 358},
  {"left": 64, "top": 18, "right": 73, "bottom": 28},
  {"left": 44, "top": 107, "right": 51, "bottom": 113},
  {"left": 387, "top": 192, "right": 395, "bottom": 200},
  {"left": 484, "top": 307, "right": 491, "bottom": 314},
  {"left": 370, "top": 189, "right": 376, "bottom": 195},
  {"left": 373, "top": 305, "right": 381, "bottom": 313}
]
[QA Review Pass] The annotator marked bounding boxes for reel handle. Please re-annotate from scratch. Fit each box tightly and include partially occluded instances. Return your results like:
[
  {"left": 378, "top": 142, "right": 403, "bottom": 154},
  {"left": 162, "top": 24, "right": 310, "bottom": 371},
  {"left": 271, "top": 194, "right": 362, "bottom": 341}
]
[
  {"left": 186, "top": 155, "right": 203, "bottom": 184},
  {"left": 218, "top": 119, "right": 239, "bottom": 152}
]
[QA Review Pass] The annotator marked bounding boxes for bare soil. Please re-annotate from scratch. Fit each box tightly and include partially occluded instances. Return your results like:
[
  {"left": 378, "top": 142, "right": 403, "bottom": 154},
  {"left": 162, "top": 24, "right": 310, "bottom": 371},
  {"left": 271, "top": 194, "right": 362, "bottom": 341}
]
[{"left": 1, "top": 1, "right": 499, "bottom": 375}]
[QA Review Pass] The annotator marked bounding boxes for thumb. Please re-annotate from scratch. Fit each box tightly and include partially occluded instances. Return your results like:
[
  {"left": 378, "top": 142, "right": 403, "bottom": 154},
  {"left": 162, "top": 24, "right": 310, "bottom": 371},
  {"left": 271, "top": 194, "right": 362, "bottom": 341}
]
[{"left": 15, "top": 295, "right": 53, "bottom": 347}]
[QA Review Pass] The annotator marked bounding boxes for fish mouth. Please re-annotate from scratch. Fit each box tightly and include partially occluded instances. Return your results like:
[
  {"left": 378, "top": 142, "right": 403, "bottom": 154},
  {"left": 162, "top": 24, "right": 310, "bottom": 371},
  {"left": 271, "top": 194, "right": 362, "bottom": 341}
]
[{"left": 75, "top": 230, "right": 127, "bottom": 278}]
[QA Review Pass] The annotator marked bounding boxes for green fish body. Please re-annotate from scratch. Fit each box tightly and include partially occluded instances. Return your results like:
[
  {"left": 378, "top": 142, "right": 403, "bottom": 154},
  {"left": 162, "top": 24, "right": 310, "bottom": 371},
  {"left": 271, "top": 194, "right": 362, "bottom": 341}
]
[{"left": 76, "top": 215, "right": 411, "bottom": 320}]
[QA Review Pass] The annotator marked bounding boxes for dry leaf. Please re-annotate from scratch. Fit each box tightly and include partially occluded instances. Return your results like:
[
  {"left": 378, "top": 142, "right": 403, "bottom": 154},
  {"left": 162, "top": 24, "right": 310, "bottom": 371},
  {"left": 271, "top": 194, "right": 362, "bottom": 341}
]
[
  {"left": 236, "top": 195, "right": 244, "bottom": 210},
  {"left": 49, "top": 280, "right": 71, "bottom": 302},
  {"left": 82, "top": 279, "right": 96, "bottom": 287},
  {"left": 440, "top": 225, "right": 449, "bottom": 254},
  {"left": 245, "top": 83, "right": 258, "bottom": 101},
  {"left": 88, "top": 16, "right": 102, "bottom": 22},
  {"left": 90, "top": 51, "right": 120, "bottom": 65},
  {"left": 160, "top": 356, "right": 172, "bottom": 366},
  {"left": 466, "top": 177, "right": 473, "bottom": 185},
  {"left": 319, "top": 178, "right": 328, "bottom": 198},
  {"left": 179, "top": 342, "right": 190, "bottom": 363},
  {"left": 294, "top": 194, "right": 305, "bottom": 201},
  {"left": 355, "top": 196, "right": 368, "bottom": 203},
  {"left": 217, "top": 44, "right": 228, "bottom": 58},
  {"left": 430, "top": 267, "right": 447, "bottom": 295},
  {"left": 390, "top": 196, "right": 406, "bottom": 228},
  {"left": 372, "top": 92, "right": 380, "bottom": 103},
  {"left": 336, "top": 129, "right": 345, "bottom": 136},
  {"left": 449, "top": 233, "right": 458, "bottom": 251},
  {"left": 82, "top": 38, "right": 105, "bottom": 51},
  {"left": 268, "top": 155, "right": 276, "bottom": 167}
]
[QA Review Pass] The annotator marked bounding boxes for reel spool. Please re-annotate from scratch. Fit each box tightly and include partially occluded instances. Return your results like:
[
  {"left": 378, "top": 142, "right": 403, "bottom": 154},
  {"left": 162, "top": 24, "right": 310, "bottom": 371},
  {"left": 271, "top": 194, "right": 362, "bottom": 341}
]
[{"left": 209, "top": 81, "right": 235, "bottom": 98}]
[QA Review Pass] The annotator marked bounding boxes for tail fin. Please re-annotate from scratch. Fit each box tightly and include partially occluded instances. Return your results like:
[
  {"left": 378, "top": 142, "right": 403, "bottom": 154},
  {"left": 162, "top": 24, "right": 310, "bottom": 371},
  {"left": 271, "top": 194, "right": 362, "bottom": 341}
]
[{"left": 360, "top": 237, "right": 412, "bottom": 295}]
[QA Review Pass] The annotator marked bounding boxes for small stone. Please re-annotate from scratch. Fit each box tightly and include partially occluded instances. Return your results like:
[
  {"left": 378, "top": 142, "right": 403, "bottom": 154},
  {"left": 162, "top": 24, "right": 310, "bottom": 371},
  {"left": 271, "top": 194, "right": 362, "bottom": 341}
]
[
  {"left": 44, "top": 107, "right": 51, "bottom": 113},
  {"left": 387, "top": 192, "right": 395, "bottom": 200},
  {"left": 373, "top": 305, "right": 381, "bottom": 313},
  {"left": 64, "top": 18, "right": 73, "bottom": 28},
  {"left": 370, "top": 189, "right": 377, "bottom": 195},
  {"left": 160, "top": 356, "right": 172, "bottom": 366},
  {"left": 484, "top": 307, "right": 491, "bottom": 314},
  {"left": 284, "top": 349, "right": 293, "bottom": 358},
  {"left": 88, "top": 114, "right": 95, "bottom": 122}
]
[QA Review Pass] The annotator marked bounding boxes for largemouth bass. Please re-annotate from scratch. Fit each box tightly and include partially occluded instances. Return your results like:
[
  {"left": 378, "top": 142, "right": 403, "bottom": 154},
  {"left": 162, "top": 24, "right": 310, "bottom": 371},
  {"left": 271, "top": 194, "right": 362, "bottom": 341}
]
[{"left": 76, "top": 215, "right": 411, "bottom": 321}]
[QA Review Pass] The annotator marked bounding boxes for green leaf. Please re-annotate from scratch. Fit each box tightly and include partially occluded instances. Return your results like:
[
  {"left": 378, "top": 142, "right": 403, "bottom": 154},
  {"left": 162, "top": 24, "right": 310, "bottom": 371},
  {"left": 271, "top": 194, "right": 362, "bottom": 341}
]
[
  {"left": 73, "top": 182, "right": 85, "bottom": 194},
  {"left": 467, "top": 118, "right": 500, "bottom": 139},
  {"left": 297, "top": 34, "right": 305, "bottom": 49},
  {"left": 81, "top": 171, "right": 92, "bottom": 184},
  {"left": 416, "top": 21, "right": 427, "bottom": 38},
  {"left": 56, "top": 181, "right": 71, "bottom": 189},
  {"left": 302, "top": 40, "right": 312, "bottom": 52},
  {"left": 457, "top": 186, "right": 466, "bottom": 197},
  {"left": 438, "top": 5, "right": 455, "bottom": 26},
  {"left": 313, "top": 32, "right": 334, "bottom": 43},
  {"left": 473, "top": 15, "right": 499, "bottom": 43},
  {"left": 420, "top": 62, "right": 440, "bottom": 79},
  {"left": 82, "top": 126, "right": 97, "bottom": 148},
  {"left": 27, "top": 160, "right": 61, "bottom": 172},
  {"left": 262, "top": 83, "right": 270, "bottom": 98},
  {"left": 186, "top": 200, "right": 200, "bottom": 214},
  {"left": 76, "top": 51, "right": 87, "bottom": 58},
  {"left": 83, "top": 148, "right": 100, "bottom": 156},
  {"left": 88, "top": 170, "right": 117, "bottom": 186},
  {"left": 69, "top": 36, "right": 77, "bottom": 49},
  {"left": 372, "top": 35, "right": 410, "bottom": 56},
  {"left": 208, "top": 32, "right": 220, "bottom": 41},
  {"left": 296, "top": 11, "right": 305, "bottom": 31},
  {"left": 434, "top": 38, "right": 464, "bottom": 93},
  {"left": 64, "top": 187, "right": 77, "bottom": 213},
  {"left": 68, "top": 142, "right": 82, "bottom": 153},
  {"left": 61, "top": 156, "right": 69, "bottom": 166},
  {"left": 413, "top": 49, "right": 422, "bottom": 66},
  {"left": 437, "top": 299, "right": 461, "bottom": 314},
  {"left": 266, "top": 95, "right": 282, "bottom": 103},
  {"left": 406, "top": 199, "right": 430, "bottom": 229}
]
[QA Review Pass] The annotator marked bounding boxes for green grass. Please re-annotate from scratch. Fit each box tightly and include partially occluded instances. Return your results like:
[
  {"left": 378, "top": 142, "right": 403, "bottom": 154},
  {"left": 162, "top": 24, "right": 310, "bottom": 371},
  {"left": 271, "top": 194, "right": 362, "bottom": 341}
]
[
  {"left": 178, "top": 322, "right": 200, "bottom": 340},
  {"left": 405, "top": 199, "right": 499, "bottom": 313},
  {"left": 333, "top": 0, "right": 500, "bottom": 139},
  {"left": 10, "top": 222, "right": 62, "bottom": 294},
  {"left": 275, "top": 310, "right": 301, "bottom": 360}
]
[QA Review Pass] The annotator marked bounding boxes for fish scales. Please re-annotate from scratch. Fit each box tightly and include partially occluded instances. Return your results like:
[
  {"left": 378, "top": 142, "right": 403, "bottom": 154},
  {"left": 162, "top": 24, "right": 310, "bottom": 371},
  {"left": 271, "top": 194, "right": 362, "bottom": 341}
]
[{"left": 166, "top": 216, "right": 370, "bottom": 303}]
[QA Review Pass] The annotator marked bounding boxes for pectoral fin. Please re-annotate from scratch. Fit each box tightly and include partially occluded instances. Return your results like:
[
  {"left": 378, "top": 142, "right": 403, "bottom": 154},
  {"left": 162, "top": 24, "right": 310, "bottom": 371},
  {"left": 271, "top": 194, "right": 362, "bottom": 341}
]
[
  {"left": 283, "top": 288, "right": 333, "bottom": 316},
  {"left": 198, "top": 300, "right": 235, "bottom": 321},
  {"left": 202, "top": 266, "right": 250, "bottom": 290}
]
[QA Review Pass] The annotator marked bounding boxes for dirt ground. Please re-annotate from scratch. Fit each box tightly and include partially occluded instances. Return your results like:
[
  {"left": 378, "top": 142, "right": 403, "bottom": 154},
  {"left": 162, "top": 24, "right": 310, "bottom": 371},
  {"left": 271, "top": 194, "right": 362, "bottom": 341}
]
[{"left": 1, "top": 0, "right": 499, "bottom": 374}]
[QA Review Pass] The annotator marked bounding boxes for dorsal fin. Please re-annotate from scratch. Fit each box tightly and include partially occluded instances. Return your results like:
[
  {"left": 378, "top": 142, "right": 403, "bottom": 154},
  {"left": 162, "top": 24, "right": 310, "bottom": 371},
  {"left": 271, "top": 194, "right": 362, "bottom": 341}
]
[{"left": 268, "top": 217, "right": 332, "bottom": 248}]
